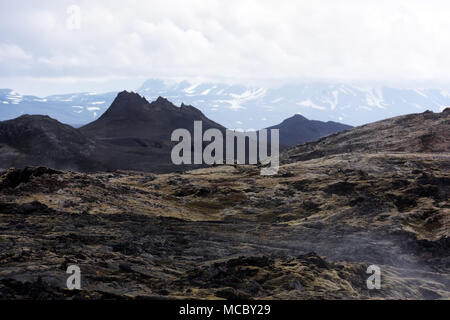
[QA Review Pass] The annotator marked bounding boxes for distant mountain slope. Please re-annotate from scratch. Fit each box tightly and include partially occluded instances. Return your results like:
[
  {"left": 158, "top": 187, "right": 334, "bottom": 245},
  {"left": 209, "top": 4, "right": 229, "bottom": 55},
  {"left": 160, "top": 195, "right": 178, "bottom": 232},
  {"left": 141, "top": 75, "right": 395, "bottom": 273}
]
[
  {"left": 0, "top": 113, "right": 191, "bottom": 173},
  {"left": 0, "top": 114, "right": 104, "bottom": 171},
  {"left": 0, "top": 89, "right": 116, "bottom": 125},
  {"left": 282, "top": 108, "right": 450, "bottom": 163},
  {"left": 2, "top": 80, "right": 450, "bottom": 129},
  {"left": 267, "top": 114, "right": 352, "bottom": 146},
  {"left": 136, "top": 79, "right": 450, "bottom": 130}
]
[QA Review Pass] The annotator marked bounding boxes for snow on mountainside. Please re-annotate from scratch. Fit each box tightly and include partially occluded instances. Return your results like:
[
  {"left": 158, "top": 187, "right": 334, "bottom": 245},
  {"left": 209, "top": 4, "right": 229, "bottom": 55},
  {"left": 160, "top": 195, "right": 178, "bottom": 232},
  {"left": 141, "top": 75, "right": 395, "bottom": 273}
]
[
  {"left": 0, "top": 89, "right": 117, "bottom": 126},
  {"left": 1, "top": 80, "right": 450, "bottom": 129},
  {"left": 136, "top": 80, "right": 450, "bottom": 130}
]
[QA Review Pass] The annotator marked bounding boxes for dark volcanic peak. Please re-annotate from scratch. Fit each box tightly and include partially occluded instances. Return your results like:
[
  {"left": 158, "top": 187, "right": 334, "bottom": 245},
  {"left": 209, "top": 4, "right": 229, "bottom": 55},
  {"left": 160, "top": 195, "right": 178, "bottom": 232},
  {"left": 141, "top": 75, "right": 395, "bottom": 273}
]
[
  {"left": 283, "top": 109, "right": 450, "bottom": 163},
  {"left": 101, "top": 91, "right": 150, "bottom": 118},
  {"left": 108, "top": 91, "right": 194, "bottom": 116},
  {"left": 116, "top": 90, "right": 149, "bottom": 105},
  {"left": 283, "top": 114, "right": 309, "bottom": 123},
  {"left": 268, "top": 113, "right": 353, "bottom": 147},
  {"left": 81, "top": 91, "right": 225, "bottom": 141}
]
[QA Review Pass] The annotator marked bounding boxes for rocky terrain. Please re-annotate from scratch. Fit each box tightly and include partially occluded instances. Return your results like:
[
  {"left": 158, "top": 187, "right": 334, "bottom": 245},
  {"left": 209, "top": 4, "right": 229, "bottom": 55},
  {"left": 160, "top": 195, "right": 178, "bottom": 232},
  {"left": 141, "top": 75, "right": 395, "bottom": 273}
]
[
  {"left": 0, "top": 109, "right": 448, "bottom": 300},
  {"left": 0, "top": 152, "right": 448, "bottom": 299}
]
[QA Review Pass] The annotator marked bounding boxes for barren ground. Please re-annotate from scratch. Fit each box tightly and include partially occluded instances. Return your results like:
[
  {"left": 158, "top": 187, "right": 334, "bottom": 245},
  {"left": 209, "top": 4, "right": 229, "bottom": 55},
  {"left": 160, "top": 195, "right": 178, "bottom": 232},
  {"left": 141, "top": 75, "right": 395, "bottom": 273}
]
[{"left": 0, "top": 152, "right": 448, "bottom": 299}]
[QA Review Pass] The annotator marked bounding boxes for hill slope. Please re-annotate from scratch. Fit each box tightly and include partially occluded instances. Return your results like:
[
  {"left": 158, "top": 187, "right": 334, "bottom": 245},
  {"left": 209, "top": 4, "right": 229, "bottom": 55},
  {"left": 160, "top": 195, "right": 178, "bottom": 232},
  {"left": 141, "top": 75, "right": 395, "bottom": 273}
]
[
  {"left": 283, "top": 108, "right": 450, "bottom": 163},
  {"left": 0, "top": 115, "right": 104, "bottom": 171},
  {"left": 267, "top": 114, "right": 352, "bottom": 146}
]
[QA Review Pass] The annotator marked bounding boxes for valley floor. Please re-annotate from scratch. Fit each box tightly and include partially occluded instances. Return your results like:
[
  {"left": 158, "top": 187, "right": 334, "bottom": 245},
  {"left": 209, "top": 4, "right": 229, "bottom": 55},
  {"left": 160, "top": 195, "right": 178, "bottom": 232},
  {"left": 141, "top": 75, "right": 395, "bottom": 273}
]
[{"left": 0, "top": 152, "right": 449, "bottom": 299}]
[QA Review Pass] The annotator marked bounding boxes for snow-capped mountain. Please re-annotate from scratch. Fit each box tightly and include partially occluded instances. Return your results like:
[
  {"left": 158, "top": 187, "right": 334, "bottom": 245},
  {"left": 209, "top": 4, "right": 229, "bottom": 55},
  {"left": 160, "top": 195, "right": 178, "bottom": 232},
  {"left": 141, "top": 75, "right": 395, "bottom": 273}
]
[
  {"left": 136, "top": 80, "right": 450, "bottom": 130},
  {"left": 1, "top": 80, "right": 450, "bottom": 129},
  {"left": 0, "top": 89, "right": 116, "bottom": 126}
]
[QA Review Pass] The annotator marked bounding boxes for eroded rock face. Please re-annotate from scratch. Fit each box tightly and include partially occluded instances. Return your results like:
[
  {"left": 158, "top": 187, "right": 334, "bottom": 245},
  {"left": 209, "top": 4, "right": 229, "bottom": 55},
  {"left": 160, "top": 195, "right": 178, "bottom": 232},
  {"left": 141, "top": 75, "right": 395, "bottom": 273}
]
[{"left": 0, "top": 150, "right": 448, "bottom": 300}]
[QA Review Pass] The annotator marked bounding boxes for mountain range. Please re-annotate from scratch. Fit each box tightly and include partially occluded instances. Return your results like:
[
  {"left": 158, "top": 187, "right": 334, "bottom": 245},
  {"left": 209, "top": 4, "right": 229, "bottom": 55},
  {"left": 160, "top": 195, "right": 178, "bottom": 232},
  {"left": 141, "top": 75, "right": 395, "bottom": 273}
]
[
  {"left": 1, "top": 88, "right": 449, "bottom": 175},
  {"left": 1, "top": 79, "right": 450, "bottom": 130},
  {"left": 0, "top": 91, "right": 352, "bottom": 172}
]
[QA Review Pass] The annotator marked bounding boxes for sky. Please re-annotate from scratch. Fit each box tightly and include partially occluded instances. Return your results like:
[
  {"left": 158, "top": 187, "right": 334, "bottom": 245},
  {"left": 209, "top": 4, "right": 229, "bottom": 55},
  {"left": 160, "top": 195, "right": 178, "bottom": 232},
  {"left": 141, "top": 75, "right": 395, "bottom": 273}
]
[{"left": 1, "top": 0, "right": 450, "bottom": 96}]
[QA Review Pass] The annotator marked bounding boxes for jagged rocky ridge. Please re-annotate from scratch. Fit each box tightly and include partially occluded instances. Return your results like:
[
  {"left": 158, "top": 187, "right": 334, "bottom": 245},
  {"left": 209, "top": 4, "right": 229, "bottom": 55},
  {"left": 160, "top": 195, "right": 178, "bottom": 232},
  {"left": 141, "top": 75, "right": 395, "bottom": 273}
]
[{"left": 80, "top": 91, "right": 226, "bottom": 149}]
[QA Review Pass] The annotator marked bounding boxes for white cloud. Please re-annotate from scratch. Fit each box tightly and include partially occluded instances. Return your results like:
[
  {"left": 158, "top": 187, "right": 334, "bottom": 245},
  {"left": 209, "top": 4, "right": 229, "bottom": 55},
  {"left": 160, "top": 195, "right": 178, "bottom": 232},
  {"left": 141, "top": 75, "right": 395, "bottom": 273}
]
[
  {"left": 2, "top": 0, "right": 450, "bottom": 95},
  {"left": 0, "top": 44, "right": 32, "bottom": 62}
]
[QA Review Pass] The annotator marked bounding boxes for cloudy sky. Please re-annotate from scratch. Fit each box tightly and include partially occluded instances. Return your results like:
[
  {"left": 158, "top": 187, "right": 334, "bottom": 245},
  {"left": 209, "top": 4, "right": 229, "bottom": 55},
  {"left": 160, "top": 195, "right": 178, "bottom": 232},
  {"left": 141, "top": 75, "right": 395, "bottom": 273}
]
[{"left": 1, "top": 0, "right": 450, "bottom": 96}]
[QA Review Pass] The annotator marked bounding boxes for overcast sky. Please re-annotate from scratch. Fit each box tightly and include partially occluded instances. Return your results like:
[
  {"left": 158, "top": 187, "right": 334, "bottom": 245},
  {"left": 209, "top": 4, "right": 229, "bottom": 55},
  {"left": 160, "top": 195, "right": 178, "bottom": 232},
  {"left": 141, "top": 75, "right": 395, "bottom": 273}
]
[{"left": 1, "top": 0, "right": 450, "bottom": 96}]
